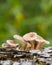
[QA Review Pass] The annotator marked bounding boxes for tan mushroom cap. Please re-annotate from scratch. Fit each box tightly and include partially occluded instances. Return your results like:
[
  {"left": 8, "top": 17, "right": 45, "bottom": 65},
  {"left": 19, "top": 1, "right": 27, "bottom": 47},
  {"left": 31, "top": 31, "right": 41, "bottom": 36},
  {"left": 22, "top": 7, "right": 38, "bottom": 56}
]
[
  {"left": 35, "top": 35, "right": 50, "bottom": 44},
  {"left": 23, "top": 32, "right": 37, "bottom": 41},
  {"left": 13, "top": 35, "right": 26, "bottom": 43},
  {"left": 2, "top": 43, "right": 9, "bottom": 48},
  {"left": 6, "top": 40, "right": 18, "bottom": 47}
]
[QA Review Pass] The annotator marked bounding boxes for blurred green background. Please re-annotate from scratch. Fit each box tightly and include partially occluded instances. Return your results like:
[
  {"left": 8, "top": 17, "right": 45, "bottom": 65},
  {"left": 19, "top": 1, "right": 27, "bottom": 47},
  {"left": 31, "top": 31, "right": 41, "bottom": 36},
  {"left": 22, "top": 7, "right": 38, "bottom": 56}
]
[{"left": 0, "top": 0, "right": 52, "bottom": 47}]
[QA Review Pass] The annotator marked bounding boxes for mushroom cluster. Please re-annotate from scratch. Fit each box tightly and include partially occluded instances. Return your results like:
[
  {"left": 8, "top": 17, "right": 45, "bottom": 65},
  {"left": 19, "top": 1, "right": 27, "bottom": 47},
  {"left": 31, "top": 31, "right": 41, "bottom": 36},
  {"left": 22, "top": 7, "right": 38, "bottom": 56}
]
[{"left": 2, "top": 32, "right": 50, "bottom": 50}]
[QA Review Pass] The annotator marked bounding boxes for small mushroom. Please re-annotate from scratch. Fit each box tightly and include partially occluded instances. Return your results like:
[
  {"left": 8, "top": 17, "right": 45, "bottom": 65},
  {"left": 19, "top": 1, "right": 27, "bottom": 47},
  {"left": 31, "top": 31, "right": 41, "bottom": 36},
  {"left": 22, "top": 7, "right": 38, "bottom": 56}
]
[
  {"left": 2, "top": 43, "right": 9, "bottom": 48},
  {"left": 13, "top": 35, "right": 27, "bottom": 50},
  {"left": 6, "top": 40, "right": 18, "bottom": 47},
  {"left": 23, "top": 32, "right": 37, "bottom": 50},
  {"left": 35, "top": 35, "right": 50, "bottom": 49}
]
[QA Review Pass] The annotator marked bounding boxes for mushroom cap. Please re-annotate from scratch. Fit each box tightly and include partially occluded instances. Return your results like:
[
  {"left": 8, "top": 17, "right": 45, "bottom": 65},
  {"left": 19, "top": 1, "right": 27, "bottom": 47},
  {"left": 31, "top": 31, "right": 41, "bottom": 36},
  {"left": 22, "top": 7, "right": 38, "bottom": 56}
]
[
  {"left": 2, "top": 43, "right": 9, "bottom": 48},
  {"left": 6, "top": 40, "right": 18, "bottom": 47},
  {"left": 23, "top": 32, "right": 37, "bottom": 41},
  {"left": 13, "top": 34, "right": 26, "bottom": 44},
  {"left": 35, "top": 35, "right": 50, "bottom": 44}
]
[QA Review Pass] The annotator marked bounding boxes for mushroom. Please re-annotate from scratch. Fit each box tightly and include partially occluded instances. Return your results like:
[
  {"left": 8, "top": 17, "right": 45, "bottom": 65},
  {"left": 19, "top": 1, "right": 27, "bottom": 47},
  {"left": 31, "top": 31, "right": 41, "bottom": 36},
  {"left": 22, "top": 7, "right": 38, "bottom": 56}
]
[
  {"left": 2, "top": 43, "right": 9, "bottom": 48},
  {"left": 35, "top": 35, "right": 50, "bottom": 49},
  {"left": 6, "top": 40, "right": 18, "bottom": 47},
  {"left": 23, "top": 32, "right": 37, "bottom": 50},
  {"left": 13, "top": 35, "right": 27, "bottom": 50}
]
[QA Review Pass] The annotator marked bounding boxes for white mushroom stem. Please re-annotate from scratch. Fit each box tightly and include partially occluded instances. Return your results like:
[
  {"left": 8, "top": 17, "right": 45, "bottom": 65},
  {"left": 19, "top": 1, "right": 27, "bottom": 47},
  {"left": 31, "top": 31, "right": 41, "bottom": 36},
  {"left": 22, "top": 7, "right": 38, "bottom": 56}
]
[{"left": 13, "top": 35, "right": 27, "bottom": 50}]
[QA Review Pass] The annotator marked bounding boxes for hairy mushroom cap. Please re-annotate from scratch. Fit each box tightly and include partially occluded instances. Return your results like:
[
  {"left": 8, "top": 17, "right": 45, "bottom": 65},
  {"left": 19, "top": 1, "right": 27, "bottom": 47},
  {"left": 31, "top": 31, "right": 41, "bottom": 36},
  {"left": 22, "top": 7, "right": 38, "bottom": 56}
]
[
  {"left": 6, "top": 40, "right": 18, "bottom": 47},
  {"left": 2, "top": 43, "right": 9, "bottom": 48},
  {"left": 23, "top": 32, "right": 37, "bottom": 41},
  {"left": 35, "top": 35, "right": 50, "bottom": 44}
]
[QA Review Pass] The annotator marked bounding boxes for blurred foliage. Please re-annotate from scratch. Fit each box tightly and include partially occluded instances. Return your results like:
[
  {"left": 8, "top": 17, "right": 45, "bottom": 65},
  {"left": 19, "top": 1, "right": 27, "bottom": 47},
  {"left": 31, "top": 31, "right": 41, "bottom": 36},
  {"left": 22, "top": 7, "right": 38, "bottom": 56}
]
[{"left": 0, "top": 0, "right": 52, "bottom": 46}]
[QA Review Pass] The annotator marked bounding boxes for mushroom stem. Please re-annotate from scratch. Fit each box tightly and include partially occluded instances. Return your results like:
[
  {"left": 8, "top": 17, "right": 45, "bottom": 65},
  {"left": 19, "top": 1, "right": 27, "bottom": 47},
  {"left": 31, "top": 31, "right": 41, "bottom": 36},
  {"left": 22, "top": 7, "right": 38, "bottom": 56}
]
[
  {"left": 34, "top": 41, "right": 37, "bottom": 49},
  {"left": 30, "top": 41, "right": 35, "bottom": 50},
  {"left": 25, "top": 42, "right": 31, "bottom": 50},
  {"left": 36, "top": 42, "right": 45, "bottom": 49},
  {"left": 20, "top": 42, "right": 27, "bottom": 50}
]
